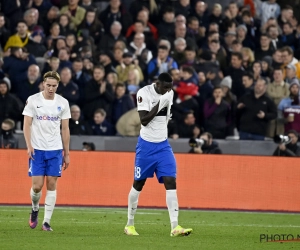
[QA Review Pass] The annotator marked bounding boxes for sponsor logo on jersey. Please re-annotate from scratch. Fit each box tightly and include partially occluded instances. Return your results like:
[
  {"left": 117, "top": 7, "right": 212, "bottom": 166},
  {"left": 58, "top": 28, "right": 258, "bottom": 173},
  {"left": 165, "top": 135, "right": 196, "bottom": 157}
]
[{"left": 36, "top": 115, "right": 59, "bottom": 121}]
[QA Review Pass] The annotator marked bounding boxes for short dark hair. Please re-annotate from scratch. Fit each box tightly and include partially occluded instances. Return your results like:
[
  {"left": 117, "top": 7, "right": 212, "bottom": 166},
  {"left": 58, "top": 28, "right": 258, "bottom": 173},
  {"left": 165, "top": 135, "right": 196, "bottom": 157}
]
[
  {"left": 242, "top": 10, "right": 251, "bottom": 17},
  {"left": 135, "top": 20, "right": 145, "bottom": 26},
  {"left": 185, "top": 45, "right": 195, "bottom": 52},
  {"left": 213, "top": 85, "right": 222, "bottom": 92},
  {"left": 231, "top": 51, "right": 243, "bottom": 61},
  {"left": 163, "top": 6, "right": 175, "bottom": 14},
  {"left": 158, "top": 45, "right": 168, "bottom": 51},
  {"left": 94, "top": 108, "right": 106, "bottom": 117},
  {"left": 93, "top": 64, "right": 105, "bottom": 72},
  {"left": 202, "top": 132, "right": 213, "bottom": 140},
  {"left": 115, "top": 82, "right": 125, "bottom": 89},
  {"left": 158, "top": 72, "right": 172, "bottom": 83},
  {"left": 184, "top": 111, "right": 194, "bottom": 119},
  {"left": 287, "top": 130, "right": 298, "bottom": 138},
  {"left": 260, "top": 33, "right": 270, "bottom": 39},
  {"left": 17, "top": 19, "right": 27, "bottom": 26},
  {"left": 181, "top": 66, "right": 194, "bottom": 76},
  {"left": 283, "top": 22, "right": 293, "bottom": 29},
  {"left": 243, "top": 72, "right": 254, "bottom": 80},
  {"left": 187, "top": 16, "right": 198, "bottom": 24},
  {"left": 73, "top": 58, "right": 83, "bottom": 63}
]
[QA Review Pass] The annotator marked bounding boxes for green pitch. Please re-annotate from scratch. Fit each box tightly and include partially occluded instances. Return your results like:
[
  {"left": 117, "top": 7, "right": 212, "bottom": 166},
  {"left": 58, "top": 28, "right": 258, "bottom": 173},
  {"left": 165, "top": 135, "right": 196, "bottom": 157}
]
[{"left": 0, "top": 206, "right": 300, "bottom": 250}]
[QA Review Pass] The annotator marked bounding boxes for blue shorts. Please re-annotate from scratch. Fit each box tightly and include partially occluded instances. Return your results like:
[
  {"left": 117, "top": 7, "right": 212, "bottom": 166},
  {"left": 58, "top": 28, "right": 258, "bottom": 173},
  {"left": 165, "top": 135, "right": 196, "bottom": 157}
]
[
  {"left": 134, "top": 136, "right": 176, "bottom": 183},
  {"left": 28, "top": 149, "right": 63, "bottom": 177}
]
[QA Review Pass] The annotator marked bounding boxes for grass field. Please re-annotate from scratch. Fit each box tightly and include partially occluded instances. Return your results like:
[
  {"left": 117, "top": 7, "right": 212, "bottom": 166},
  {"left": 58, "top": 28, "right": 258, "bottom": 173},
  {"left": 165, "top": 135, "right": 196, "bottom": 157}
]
[{"left": 0, "top": 206, "right": 300, "bottom": 250}]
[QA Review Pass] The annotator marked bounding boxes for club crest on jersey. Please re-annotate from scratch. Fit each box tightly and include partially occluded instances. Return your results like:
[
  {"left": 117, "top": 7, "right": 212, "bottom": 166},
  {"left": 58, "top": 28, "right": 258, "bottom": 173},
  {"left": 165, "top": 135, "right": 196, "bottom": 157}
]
[
  {"left": 138, "top": 96, "right": 142, "bottom": 103},
  {"left": 57, "top": 106, "right": 61, "bottom": 111}
]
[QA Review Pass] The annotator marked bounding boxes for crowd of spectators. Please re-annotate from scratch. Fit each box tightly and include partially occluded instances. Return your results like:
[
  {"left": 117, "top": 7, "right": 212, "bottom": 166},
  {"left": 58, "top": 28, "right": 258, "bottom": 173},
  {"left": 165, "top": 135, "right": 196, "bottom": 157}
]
[{"left": 1, "top": 0, "right": 300, "bottom": 145}]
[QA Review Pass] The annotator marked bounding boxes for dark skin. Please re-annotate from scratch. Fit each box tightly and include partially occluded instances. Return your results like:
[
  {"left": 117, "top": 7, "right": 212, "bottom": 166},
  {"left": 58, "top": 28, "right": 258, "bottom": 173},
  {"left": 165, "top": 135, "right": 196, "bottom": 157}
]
[{"left": 134, "top": 80, "right": 176, "bottom": 191}]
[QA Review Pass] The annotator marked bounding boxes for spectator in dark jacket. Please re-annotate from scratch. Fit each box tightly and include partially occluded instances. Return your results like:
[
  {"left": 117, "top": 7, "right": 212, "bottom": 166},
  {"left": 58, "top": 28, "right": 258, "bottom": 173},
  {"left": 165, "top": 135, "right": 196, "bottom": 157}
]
[
  {"left": 69, "top": 105, "right": 92, "bottom": 135},
  {"left": 90, "top": 108, "right": 115, "bottom": 136},
  {"left": 237, "top": 78, "right": 277, "bottom": 140},
  {"left": 0, "top": 80, "right": 22, "bottom": 125},
  {"left": 0, "top": 118, "right": 18, "bottom": 149},
  {"left": 273, "top": 130, "right": 300, "bottom": 157},
  {"left": 84, "top": 65, "right": 114, "bottom": 120},
  {"left": 189, "top": 132, "right": 222, "bottom": 154},
  {"left": 26, "top": 30, "right": 47, "bottom": 58},
  {"left": 112, "top": 83, "right": 135, "bottom": 125},
  {"left": 0, "top": 13, "right": 10, "bottom": 50},
  {"left": 57, "top": 67, "right": 79, "bottom": 105}
]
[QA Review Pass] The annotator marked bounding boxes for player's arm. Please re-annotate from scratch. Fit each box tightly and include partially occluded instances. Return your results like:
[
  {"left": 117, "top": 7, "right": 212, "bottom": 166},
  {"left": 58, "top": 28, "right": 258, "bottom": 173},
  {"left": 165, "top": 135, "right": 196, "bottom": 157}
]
[
  {"left": 23, "top": 115, "right": 34, "bottom": 159},
  {"left": 138, "top": 103, "right": 159, "bottom": 126},
  {"left": 61, "top": 119, "right": 70, "bottom": 170}
]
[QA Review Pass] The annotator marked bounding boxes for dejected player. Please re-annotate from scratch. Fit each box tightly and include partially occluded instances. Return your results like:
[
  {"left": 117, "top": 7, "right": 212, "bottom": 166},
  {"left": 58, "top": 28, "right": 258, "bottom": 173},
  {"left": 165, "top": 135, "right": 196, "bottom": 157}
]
[
  {"left": 124, "top": 73, "right": 193, "bottom": 237},
  {"left": 23, "top": 71, "right": 71, "bottom": 231}
]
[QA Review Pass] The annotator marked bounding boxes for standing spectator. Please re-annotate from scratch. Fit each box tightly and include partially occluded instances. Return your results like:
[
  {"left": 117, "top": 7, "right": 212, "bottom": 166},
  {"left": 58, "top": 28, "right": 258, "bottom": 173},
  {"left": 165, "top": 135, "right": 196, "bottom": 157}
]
[
  {"left": 57, "top": 67, "right": 79, "bottom": 105},
  {"left": 60, "top": 0, "right": 86, "bottom": 29},
  {"left": 242, "top": 72, "right": 255, "bottom": 94},
  {"left": 237, "top": 78, "right": 277, "bottom": 140},
  {"left": 99, "top": 0, "right": 132, "bottom": 35},
  {"left": 69, "top": 105, "right": 92, "bottom": 135},
  {"left": 285, "top": 64, "right": 298, "bottom": 84},
  {"left": 281, "top": 22, "right": 297, "bottom": 50},
  {"left": 26, "top": 30, "right": 47, "bottom": 58},
  {"left": 58, "top": 47, "right": 72, "bottom": 70},
  {"left": 99, "top": 51, "right": 116, "bottom": 77},
  {"left": 280, "top": 46, "right": 300, "bottom": 79},
  {"left": 0, "top": 13, "right": 10, "bottom": 50},
  {"left": 4, "top": 20, "right": 30, "bottom": 51},
  {"left": 84, "top": 65, "right": 114, "bottom": 120},
  {"left": 204, "top": 86, "right": 231, "bottom": 139},
  {"left": 0, "top": 119, "right": 18, "bottom": 149},
  {"left": 260, "top": 0, "right": 281, "bottom": 26},
  {"left": 255, "top": 33, "right": 274, "bottom": 61},
  {"left": 278, "top": 81, "right": 300, "bottom": 134},
  {"left": 252, "top": 61, "right": 262, "bottom": 83},
  {"left": 112, "top": 83, "right": 135, "bottom": 125},
  {"left": 128, "top": 33, "right": 153, "bottom": 64},
  {"left": 90, "top": 108, "right": 115, "bottom": 136},
  {"left": 268, "top": 25, "right": 283, "bottom": 51},
  {"left": 0, "top": 80, "right": 22, "bottom": 125},
  {"left": 157, "top": 7, "right": 176, "bottom": 39}
]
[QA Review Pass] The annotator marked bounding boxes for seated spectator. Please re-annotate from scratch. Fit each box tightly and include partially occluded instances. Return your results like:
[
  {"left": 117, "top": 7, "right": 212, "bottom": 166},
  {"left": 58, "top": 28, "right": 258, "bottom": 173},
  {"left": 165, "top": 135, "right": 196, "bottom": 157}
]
[
  {"left": 280, "top": 46, "right": 300, "bottom": 79},
  {"left": 60, "top": 0, "right": 86, "bottom": 29},
  {"left": 189, "top": 132, "right": 222, "bottom": 154},
  {"left": 241, "top": 47, "right": 255, "bottom": 72},
  {"left": 69, "top": 105, "right": 92, "bottom": 135},
  {"left": 157, "top": 7, "right": 175, "bottom": 39},
  {"left": 172, "top": 38, "right": 187, "bottom": 66},
  {"left": 84, "top": 65, "right": 114, "bottom": 120},
  {"left": 23, "top": 8, "right": 40, "bottom": 32},
  {"left": 58, "top": 47, "right": 72, "bottom": 71},
  {"left": 82, "top": 142, "right": 95, "bottom": 151},
  {"left": 106, "top": 72, "right": 119, "bottom": 91},
  {"left": 255, "top": 33, "right": 274, "bottom": 61},
  {"left": 236, "top": 24, "right": 255, "bottom": 50},
  {"left": 204, "top": 86, "right": 231, "bottom": 139},
  {"left": 58, "top": 14, "right": 75, "bottom": 37},
  {"left": 148, "top": 45, "right": 178, "bottom": 81},
  {"left": 128, "top": 33, "right": 153, "bottom": 64},
  {"left": 42, "top": 57, "right": 60, "bottom": 75},
  {"left": 4, "top": 20, "right": 30, "bottom": 52},
  {"left": 237, "top": 78, "right": 277, "bottom": 140},
  {"left": 273, "top": 130, "right": 300, "bottom": 157},
  {"left": 116, "top": 52, "right": 144, "bottom": 83},
  {"left": 14, "top": 64, "right": 40, "bottom": 104},
  {"left": 268, "top": 25, "right": 283, "bottom": 51},
  {"left": 278, "top": 81, "right": 300, "bottom": 134},
  {"left": 197, "top": 71, "right": 213, "bottom": 102},
  {"left": 116, "top": 108, "right": 141, "bottom": 136},
  {"left": 252, "top": 61, "right": 262, "bottom": 83},
  {"left": 285, "top": 64, "right": 298, "bottom": 84},
  {"left": 281, "top": 22, "right": 296, "bottom": 50},
  {"left": 57, "top": 67, "right": 79, "bottom": 105},
  {"left": 65, "top": 33, "right": 80, "bottom": 60},
  {"left": 0, "top": 118, "right": 18, "bottom": 149},
  {"left": 0, "top": 80, "right": 22, "bottom": 125},
  {"left": 112, "top": 83, "right": 135, "bottom": 125},
  {"left": 90, "top": 108, "right": 115, "bottom": 136}
]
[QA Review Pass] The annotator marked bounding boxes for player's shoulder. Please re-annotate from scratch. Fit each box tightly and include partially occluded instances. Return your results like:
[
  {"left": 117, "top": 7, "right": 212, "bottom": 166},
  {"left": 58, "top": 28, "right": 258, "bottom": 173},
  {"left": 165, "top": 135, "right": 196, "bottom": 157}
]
[
  {"left": 27, "top": 93, "right": 41, "bottom": 102},
  {"left": 137, "top": 84, "right": 152, "bottom": 96},
  {"left": 55, "top": 94, "right": 69, "bottom": 105}
]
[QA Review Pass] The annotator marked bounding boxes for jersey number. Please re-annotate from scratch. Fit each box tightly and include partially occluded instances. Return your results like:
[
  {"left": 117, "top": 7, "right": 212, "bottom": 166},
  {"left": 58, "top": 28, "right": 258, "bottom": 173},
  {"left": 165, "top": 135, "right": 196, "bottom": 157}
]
[{"left": 135, "top": 166, "right": 141, "bottom": 178}]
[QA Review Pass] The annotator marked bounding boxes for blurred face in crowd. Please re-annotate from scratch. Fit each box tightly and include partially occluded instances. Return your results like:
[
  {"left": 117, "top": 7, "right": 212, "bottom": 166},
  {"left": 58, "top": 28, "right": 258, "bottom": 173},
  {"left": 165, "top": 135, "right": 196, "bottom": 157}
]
[
  {"left": 273, "top": 69, "right": 283, "bottom": 82},
  {"left": 27, "top": 65, "right": 40, "bottom": 83},
  {"left": 181, "top": 70, "right": 192, "bottom": 80},
  {"left": 212, "top": 6, "right": 221, "bottom": 17},
  {"left": 134, "top": 22, "right": 144, "bottom": 33},
  {"left": 288, "top": 132, "right": 298, "bottom": 144},
  {"left": 0, "top": 83, "right": 8, "bottom": 95},
  {"left": 48, "top": 7, "right": 59, "bottom": 20},
  {"left": 195, "top": 1, "right": 206, "bottom": 14},
  {"left": 231, "top": 55, "right": 242, "bottom": 69},
  {"left": 93, "top": 68, "right": 104, "bottom": 81},
  {"left": 56, "top": 39, "right": 66, "bottom": 50},
  {"left": 175, "top": 39, "right": 186, "bottom": 52},
  {"left": 164, "top": 11, "right": 175, "bottom": 23},
  {"left": 114, "top": 48, "right": 123, "bottom": 61},
  {"left": 72, "top": 61, "right": 82, "bottom": 75},
  {"left": 253, "top": 62, "right": 261, "bottom": 74},
  {"left": 242, "top": 76, "right": 253, "bottom": 88},
  {"left": 283, "top": 23, "right": 293, "bottom": 35},
  {"left": 198, "top": 71, "right": 206, "bottom": 83},
  {"left": 237, "top": 27, "right": 246, "bottom": 38},
  {"left": 110, "top": 23, "right": 122, "bottom": 37},
  {"left": 110, "top": 0, "right": 121, "bottom": 10},
  {"left": 232, "top": 42, "right": 242, "bottom": 52},
  {"left": 123, "top": 56, "right": 133, "bottom": 65},
  {"left": 25, "top": 11, "right": 36, "bottom": 26},
  {"left": 137, "top": 10, "right": 149, "bottom": 24},
  {"left": 17, "top": 22, "right": 28, "bottom": 36},
  {"left": 175, "top": 15, "right": 186, "bottom": 26},
  {"left": 260, "top": 35, "right": 270, "bottom": 48},
  {"left": 0, "top": 16, "right": 5, "bottom": 28},
  {"left": 60, "top": 68, "right": 72, "bottom": 84},
  {"left": 94, "top": 112, "right": 105, "bottom": 124},
  {"left": 116, "top": 85, "right": 125, "bottom": 98},
  {"left": 133, "top": 33, "right": 144, "bottom": 47},
  {"left": 200, "top": 134, "right": 212, "bottom": 145},
  {"left": 209, "top": 41, "right": 220, "bottom": 53},
  {"left": 188, "top": 20, "right": 199, "bottom": 32},
  {"left": 86, "top": 11, "right": 96, "bottom": 24},
  {"left": 175, "top": 24, "right": 186, "bottom": 38},
  {"left": 83, "top": 58, "right": 93, "bottom": 70},
  {"left": 170, "top": 69, "right": 180, "bottom": 82},
  {"left": 224, "top": 34, "right": 236, "bottom": 46},
  {"left": 100, "top": 54, "right": 110, "bottom": 65},
  {"left": 242, "top": 14, "right": 251, "bottom": 24},
  {"left": 290, "top": 84, "right": 299, "bottom": 96},
  {"left": 69, "top": 0, "right": 79, "bottom": 6},
  {"left": 282, "top": 8, "right": 293, "bottom": 21},
  {"left": 180, "top": 0, "right": 190, "bottom": 7},
  {"left": 213, "top": 87, "right": 223, "bottom": 99},
  {"left": 184, "top": 113, "right": 195, "bottom": 125},
  {"left": 268, "top": 26, "right": 279, "bottom": 39},
  {"left": 66, "top": 34, "right": 76, "bottom": 47},
  {"left": 261, "top": 61, "right": 269, "bottom": 71},
  {"left": 59, "top": 14, "right": 69, "bottom": 27},
  {"left": 58, "top": 49, "right": 70, "bottom": 61},
  {"left": 229, "top": 3, "right": 238, "bottom": 17},
  {"left": 286, "top": 67, "right": 296, "bottom": 79},
  {"left": 51, "top": 24, "right": 60, "bottom": 37},
  {"left": 185, "top": 50, "right": 196, "bottom": 61},
  {"left": 273, "top": 50, "right": 282, "bottom": 63},
  {"left": 34, "top": 0, "right": 43, "bottom": 5},
  {"left": 209, "top": 23, "right": 219, "bottom": 33},
  {"left": 127, "top": 69, "right": 136, "bottom": 82},
  {"left": 281, "top": 50, "right": 292, "bottom": 64},
  {"left": 221, "top": 86, "right": 229, "bottom": 96},
  {"left": 158, "top": 48, "right": 168, "bottom": 60},
  {"left": 50, "top": 59, "right": 59, "bottom": 71},
  {"left": 254, "top": 79, "right": 267, "bottom": 95},
  {"left": 71, "top": 106, "right": 81, "bottom": 121}
]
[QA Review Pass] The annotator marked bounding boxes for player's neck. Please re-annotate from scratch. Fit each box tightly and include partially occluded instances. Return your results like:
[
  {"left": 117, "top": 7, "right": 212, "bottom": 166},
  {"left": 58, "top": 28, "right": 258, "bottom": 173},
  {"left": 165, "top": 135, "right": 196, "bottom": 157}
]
[
  {"left": 154, "top": 84, "right": 160, "bottom": 94},
  {"left": 42, "top": 91, "right": 55, "bottom": 100}
]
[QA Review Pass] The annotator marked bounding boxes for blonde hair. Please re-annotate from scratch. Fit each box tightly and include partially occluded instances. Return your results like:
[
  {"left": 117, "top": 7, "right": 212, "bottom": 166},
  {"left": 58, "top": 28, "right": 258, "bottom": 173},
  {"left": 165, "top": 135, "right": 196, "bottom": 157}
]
[
  {"left": 241, "top": 47, "right": 255, "bottom": 63},
  {"left": 213, "top": 3, "right": 222, "bottom": 11},
  {"left": 149, "top": 0, "right": 158, "bottom": 14},
  {"left": 50, "top": 57, "right": 60, "bottom": 63},
  {"left": 128, "top": 68, "right": 140, "bottom": 85},
  {"left": 43, "top": 71, "right": 60, "bottom": 82}
]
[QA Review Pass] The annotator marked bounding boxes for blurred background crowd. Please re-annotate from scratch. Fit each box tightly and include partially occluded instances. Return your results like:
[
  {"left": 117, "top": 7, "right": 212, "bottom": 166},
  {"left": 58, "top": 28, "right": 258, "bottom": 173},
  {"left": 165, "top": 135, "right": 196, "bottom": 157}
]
[{"left": 1, "top": 0, "right": 300, "bottom": 148}]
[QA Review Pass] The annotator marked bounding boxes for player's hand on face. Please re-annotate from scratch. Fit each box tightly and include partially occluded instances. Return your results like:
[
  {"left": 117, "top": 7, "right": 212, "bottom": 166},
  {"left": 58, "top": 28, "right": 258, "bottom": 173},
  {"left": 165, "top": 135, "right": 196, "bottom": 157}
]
[
  {"left": 27, "top": 146, "right": 35, "bottom": 160},
  {"left": 63, "top": 154, "right": 70, "bottom": 170}
]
